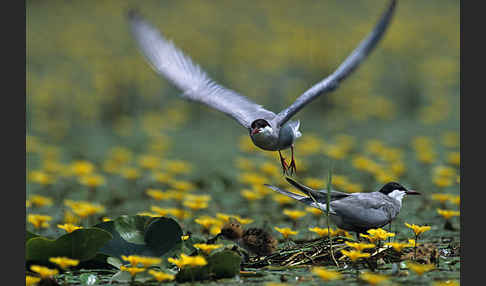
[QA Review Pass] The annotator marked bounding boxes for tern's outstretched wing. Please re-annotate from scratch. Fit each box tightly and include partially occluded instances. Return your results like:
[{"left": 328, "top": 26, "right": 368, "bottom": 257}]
[
  {"left": 274, "top": 0, "right": 397, "bottom": 127},
  {"left": 128, "top": 11, "right": 276, "bottom": 129}
]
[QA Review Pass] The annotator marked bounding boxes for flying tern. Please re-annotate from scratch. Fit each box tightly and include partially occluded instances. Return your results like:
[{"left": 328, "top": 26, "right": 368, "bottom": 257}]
[
  {"left": 265, "top": 177, "right": 420, "bottom": 235},
  {"left": 128, "top": 0, "right": 397, "bottom": 175}
]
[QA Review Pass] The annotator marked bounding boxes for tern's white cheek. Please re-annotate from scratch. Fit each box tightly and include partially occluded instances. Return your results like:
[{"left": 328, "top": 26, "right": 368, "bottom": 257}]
[
  {"left": 255, "top": 126, "right": 273, "bottom": 136},
  {"left": 388, "top": 190, "right": 406, "bottom": 204}
]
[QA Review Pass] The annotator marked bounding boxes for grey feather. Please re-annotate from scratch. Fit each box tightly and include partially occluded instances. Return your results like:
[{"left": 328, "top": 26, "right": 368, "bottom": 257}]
[
  {"left": 274, "top": 0, "right": 397, "bottom": 127},
  {"left": 128, "top": 11, "right": 275, "bottom": 128}
]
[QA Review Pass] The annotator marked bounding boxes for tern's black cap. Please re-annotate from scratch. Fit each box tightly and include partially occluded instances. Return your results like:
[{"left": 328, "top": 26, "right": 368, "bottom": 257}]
[{"left": 379, "top": 182, "right": 407, "bottom": 195}]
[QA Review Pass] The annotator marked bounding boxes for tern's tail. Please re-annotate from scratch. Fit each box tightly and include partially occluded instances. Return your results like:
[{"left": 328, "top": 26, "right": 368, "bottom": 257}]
[{"left": 264, "top": 184, "right": 327, "bottom": 212}]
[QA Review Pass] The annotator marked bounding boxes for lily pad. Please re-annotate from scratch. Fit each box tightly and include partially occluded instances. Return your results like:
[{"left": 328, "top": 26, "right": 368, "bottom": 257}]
[
  {"left": 26, "top": 230, "right": 39, "bottom": 243},
  {"left": 26, "top": 227, "right": 112, "bottom": 262},
  {"left": 176, "top": 249, "right": 242, "bottom": 282},
  {"left": 94, "top": 215, "right": 183, "bottom": 259}
]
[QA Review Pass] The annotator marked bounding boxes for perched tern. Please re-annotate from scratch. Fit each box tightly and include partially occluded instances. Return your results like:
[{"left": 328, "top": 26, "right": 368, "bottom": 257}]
[
  {"left": 265, "top": 177, "right": 420, "bottom": 235},
  {"left": 128, "top": 0, "right": 397, "bottom": 175}
]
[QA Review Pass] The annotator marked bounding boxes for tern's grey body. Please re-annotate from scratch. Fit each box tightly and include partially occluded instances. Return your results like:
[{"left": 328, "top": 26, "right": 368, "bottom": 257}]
[
  {"left": 128, "top": 0, "right": 397, "bottom": 174},
  {"left": 265, "top": 177, "right": 420, "bottom": 234}
]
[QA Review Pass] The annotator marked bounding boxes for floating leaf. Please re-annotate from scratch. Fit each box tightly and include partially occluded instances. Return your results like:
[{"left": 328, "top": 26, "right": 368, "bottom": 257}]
[
  {"left": 176, "top": 249, "right": 242, "bottom": 282},
  {"left": 26, "top": 228, "right": 112, "bottom": 263},
  {"left": 95, "top": 215, "right": 183, "bottom": 259}
]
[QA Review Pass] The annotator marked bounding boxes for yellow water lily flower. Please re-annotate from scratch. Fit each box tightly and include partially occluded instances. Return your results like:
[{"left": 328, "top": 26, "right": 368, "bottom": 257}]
[
  {"left": 305, "top": 207, "right": 323, "bottom": 216},
  {"left": 120, "top": 265, "right": 146, "bottom": 276},
  {"left": 366, "top": 228, "right": 395, "bottom": 241},
  {"left": 437, "top": 209, "right": 460, "bottom": 220},
  {"left": 274, "top": 227, "right": 298, "bottom": 239},
  {"left": 29, "top": 195, "right": 53, "bottom": 207},
  {"left": 360, "top": 271, "right": 389, "bottom": 285},
  {"left": 405, "top": 223, "right": 431, "bottom": 236},
  {"left": 193, "top": 243, "right": 223, "bottom": 254},
  {"left": 168, "top": 254, "right": 207, "bottom": 268},
  {"left": 433, "top": 280, "right": 459, "bottom": 286},
  {"left": 121, "top": 255, "right": 161, "bottom": 267},
  {"left": 384, "top": 242, "right": 410, "bottom": 252},
  {"left": 181, "top": 235, "right": 189, "bottom": 241},
  {"left": 406, "top": 261, "right": 435, "bottom": 275},
  {"left": 241, "top": 189, "right": 264, "bottom": 201},
  {"left": 430, "top": 193, "right": 453, "bottom": 204},
  {"left": 283, "top": 209, "right": 307, "bottom": 220},
  {"left": 26, "top": 275, "right": 41, "bottom": 286},
  {"left": 49, "top": 257, "right": 79, "bottom": 269},
  {"left": 28, "top": 214, "right": 52, "bottom": 229},
  {"left": 148, "top": 270, "right": 175, "bottom": 282},
  {"left": 79, "top": 174, "right": 105, "bottom": 187},
  {"left": 312, "top": 266, "right": 342, "bottom": 281},
  {"left": 145, "top": 189, "right": 170, "bottom": 201},
  {"left": 30, "top": 265, "right": 59, "bottom": 279},
  {"left": 309, "top": 227, "right": 335, "bottom": 237},
  {"left": 345, "top": 242, "right": 376, "bottom": 251},
  {"left": 340, "top": 250, "right": 371, "bottom": 262},
  {"left": 57, "top": 223, "right": 83, "bottom": 233}
]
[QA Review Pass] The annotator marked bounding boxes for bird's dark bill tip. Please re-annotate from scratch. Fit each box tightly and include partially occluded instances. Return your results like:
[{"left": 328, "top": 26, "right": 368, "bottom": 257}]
[{"left": 406, "top": 190, "right": 421, "bottom": 195}]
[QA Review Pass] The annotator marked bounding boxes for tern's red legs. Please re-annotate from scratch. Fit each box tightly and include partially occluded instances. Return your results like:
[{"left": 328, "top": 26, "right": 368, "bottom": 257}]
[
  {"left": 289, "top": 144, "right": 297, "bottom": 175},
  {"left": 278, "top": 150, "right": 289, "bottom": 175}
]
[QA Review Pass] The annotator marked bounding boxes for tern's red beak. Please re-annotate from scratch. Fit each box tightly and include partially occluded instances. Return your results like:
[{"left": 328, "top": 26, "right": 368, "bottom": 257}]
[
  {"left": 251, "top": 128, "right": 261, "bottom": 135},
  {"left": 406, "top": 190, "right": 420, "bottom": 195}
]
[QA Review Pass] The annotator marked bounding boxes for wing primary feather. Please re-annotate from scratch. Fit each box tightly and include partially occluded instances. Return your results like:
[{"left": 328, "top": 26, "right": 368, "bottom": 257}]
[{"left": 275, "top": 0, "right": 397, "bottom": 127}]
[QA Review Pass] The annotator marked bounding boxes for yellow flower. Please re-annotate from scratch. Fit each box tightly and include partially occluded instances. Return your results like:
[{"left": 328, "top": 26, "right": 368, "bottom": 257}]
[
  {"left": 148, "top": 270, "right": 175, "bottom": 282},
  {"left": 57, "top": 223, "right": 83, "bottom": 233},
  {"left": 405, "top": 223, "right": 431, "bottom": 236},
  {"left": 29, "top": 170, "right": 54, "bottom": 185},
  {"left": 235, "top": 157, "right": 255, "bottom": 171},
  {"left": 303, "top": 177, "right": 325, "bottom": 189},
  {"left": 195, "top": 216, "right": 221, "bottom": 230},
  {"left": 28, "top": 214, "right": 52, "bottom": 229},
  {"left": 151, "top": 171, "right": 172, "bottom": 184},
  {"left": 63, "top": 211, "right": 80, "bottom": 225},
  {"left": 309, "top": 227, "right": 335, "bottom": 237},
  {"left": 345, "top": 242, "right": 376, "bottom": 251},
  {"left": 102, "top": 217, "right": 112, "bottom": 222},
  {"left": 71, "top": 202, "right": 105, "bottom": 218},
  {"left": 360, "top": 271, "right": 389, "bottom": 285},
  {"left": 168, "top": 254, "right": 207, "bottom": 268},
  {"left": 120, "top": 265, "right": 146, "bottom": 276},
  {"left": 447, "top": 152, "right": 460, "bottom": 166},
  {"left": 272, "top": 194, "right": 294, "bottom": 205},
  {"left": 306, "top": 207, "right": 323, "bottom": 216},
  {"left": 49, "top": 257, "right": 79, "bottom": 269},
  {"left": 366, "top": 228, "right": 395, "bottom": 241},
  {"left": 181, "top": 235, "right": 189, "bottom": 241},
  {"left": 79, "top": 174, "right": 105, "bottom": 187},
  {"left": 359, "top": 234, "right": 379, "bottom": 243},
  {"left": 70, "top": 160, "right": 94, "bottom": 176},
  {"left": 193, "top": 243, "right": 223, "bottom": 254},
  {"left": 166, "top": 160, "right": 193, "bottom": 174},
  {"left": 232, "top": 216, "right": 254, "bottom": 225},
  {"left": 120, "top": 167, "right": 141, "bottom": 180},
  {"left": 239, "top": 172, "right": 265, "bottom": 185},
  {"left": 26, "top": 200, "right": 31, "bottom": 208},
  {"left": 283, "top": 209, "right": 307, "bottom": 220},
  {"left": 29, "top": 195, "right": 53, "bottom": 207},
  {"left": 274, "top": 227, "right": 298, "bottom": 239},
  {"left": 384, "top": 242, "right": 410, "bottom": 252},
  {"left": 406, "top": 261, "right": 435, "bottom": 275},
  {"left": 340, "top": 250, "right": 371, "bottom": 262},
  {"left": 437, "top": 209, "right": 460, "bottom": 220},
  {"left": 138, "top": 155, "right": 160, "bottom": 169},
  {"left": 26, "top": 275, "right": 41, "bottom": 286},
  {"left": 122, "top": 255, "right": 162, "bottom": 268},
  {"left": 312, "top": 266, "right": 342, "bottom": 281},
  {"left": 407, "top": 239, "right": 418, "bottom": 248},
  {"left": 30, "top": 265, "right": 59, "bottom": 279},
  {"left": 146, "top": 189, "right": 170, "bottom": 201},
  {"left": 448, "top": 195, "right": 460, "bottom": 206},
  {"left": 170, "top": 180, "right": 195, "bottom": 192},
  {"left": 433, "top": 176, "right": 454, "bottom": 188},
  {"left": 183, "top": 200, "right": 209, "bottom": 211},
  {"left": 241, "top": 189, "right": 263, "bottom": 201},
  {"left": 137, "top": 212, "right": 161, "bottom": 218}
]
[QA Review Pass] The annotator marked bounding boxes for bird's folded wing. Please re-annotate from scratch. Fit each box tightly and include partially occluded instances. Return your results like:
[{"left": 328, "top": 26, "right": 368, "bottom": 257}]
[
  {"left": 128, "top": 12, "right": 276, "bottom": 129},
  {"left": 331, "top": 195, "right": 392, "bottom": 228},
  {"left": 274, "top": 0, "right": 397, "bottom": 127}
]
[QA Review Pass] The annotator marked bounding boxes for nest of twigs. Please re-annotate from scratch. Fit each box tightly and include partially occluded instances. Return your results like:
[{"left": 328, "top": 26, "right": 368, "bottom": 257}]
[{"left": 242, "top": 236, "right": 438, "bottom": 270}]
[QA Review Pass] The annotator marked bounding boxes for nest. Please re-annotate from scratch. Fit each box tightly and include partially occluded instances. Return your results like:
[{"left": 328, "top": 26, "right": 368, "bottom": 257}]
[{"left": 242, "top": 236, "right": 439, "bottom": 270}]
